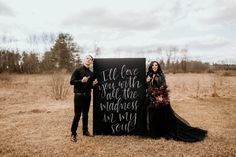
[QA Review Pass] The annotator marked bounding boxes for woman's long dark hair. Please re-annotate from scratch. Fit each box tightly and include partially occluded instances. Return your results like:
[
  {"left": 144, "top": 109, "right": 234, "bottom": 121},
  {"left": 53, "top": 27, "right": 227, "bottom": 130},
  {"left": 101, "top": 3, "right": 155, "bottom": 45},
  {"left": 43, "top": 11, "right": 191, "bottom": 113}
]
[{"left": 147, "top": 61, "right": 163, "bottom": 76}]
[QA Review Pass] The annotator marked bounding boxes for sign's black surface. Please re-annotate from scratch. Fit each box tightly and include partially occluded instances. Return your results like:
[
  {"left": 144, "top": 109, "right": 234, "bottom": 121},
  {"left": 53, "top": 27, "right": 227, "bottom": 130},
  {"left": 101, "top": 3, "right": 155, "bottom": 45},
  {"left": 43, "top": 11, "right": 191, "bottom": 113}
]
[{"left": 93, "top": 58, "right": 146, "bottom": 135}]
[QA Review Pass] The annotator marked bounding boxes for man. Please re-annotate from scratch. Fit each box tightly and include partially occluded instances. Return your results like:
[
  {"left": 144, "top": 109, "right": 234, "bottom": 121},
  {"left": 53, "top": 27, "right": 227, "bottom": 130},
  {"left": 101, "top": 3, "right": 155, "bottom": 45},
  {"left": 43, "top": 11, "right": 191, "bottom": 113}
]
[{"left": 70, "top": 54, "right": 98, "bottom": 142}]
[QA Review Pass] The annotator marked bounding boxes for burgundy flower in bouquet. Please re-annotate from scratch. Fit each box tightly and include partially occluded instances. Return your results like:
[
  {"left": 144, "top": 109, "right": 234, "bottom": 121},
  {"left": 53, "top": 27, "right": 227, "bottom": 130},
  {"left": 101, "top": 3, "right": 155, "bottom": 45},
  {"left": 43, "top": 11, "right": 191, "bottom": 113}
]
[{"left": 151, "top": 84, "right": 170, "bottom": 108}]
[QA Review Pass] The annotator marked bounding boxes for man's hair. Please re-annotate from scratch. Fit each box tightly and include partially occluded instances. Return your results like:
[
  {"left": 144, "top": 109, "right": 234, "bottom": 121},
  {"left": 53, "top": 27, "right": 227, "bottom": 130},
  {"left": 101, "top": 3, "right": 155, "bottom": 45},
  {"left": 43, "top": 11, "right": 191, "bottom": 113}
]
[{"left": 87, "top": 54, "right": 94, "bottom": 61}]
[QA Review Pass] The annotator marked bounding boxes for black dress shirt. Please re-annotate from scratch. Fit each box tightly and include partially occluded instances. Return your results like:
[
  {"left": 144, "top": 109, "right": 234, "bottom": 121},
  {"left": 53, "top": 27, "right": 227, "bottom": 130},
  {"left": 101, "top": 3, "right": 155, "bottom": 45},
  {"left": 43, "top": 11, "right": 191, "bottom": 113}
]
[{"left": 70, "top": 65, "right": 95, "bottom": 93}]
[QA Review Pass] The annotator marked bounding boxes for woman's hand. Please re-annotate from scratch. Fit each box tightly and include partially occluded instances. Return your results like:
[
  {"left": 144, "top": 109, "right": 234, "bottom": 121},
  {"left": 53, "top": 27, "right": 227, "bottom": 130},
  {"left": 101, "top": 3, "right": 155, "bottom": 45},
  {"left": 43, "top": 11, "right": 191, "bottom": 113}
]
[{"left": 146, "top": 75, "right": 151, "bottom": 82}]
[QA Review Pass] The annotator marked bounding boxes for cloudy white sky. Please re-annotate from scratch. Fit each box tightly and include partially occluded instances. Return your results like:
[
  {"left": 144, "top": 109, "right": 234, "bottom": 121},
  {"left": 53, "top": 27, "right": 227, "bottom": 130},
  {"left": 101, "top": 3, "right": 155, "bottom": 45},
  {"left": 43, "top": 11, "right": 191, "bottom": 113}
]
[{"left": 0, "top": 0, "right": 236, "bottom": 63}]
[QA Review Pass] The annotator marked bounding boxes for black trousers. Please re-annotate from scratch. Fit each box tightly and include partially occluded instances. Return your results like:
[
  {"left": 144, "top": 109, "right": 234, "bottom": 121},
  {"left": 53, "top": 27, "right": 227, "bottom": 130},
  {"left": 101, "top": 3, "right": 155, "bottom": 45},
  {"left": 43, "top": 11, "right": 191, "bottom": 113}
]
[{"left": 71, "top": 93, "right": 91, "bottom": 136}]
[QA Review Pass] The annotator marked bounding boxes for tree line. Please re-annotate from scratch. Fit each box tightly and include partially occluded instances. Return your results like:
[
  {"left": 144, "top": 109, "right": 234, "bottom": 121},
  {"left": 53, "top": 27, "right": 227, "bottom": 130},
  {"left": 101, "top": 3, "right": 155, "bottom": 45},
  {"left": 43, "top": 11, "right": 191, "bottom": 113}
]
[
  {"left": 0, "top": 33, "right": 235, "bottom": 74},
  {"left": 0, "top": 33, "right": 81, "bottom": 73}
]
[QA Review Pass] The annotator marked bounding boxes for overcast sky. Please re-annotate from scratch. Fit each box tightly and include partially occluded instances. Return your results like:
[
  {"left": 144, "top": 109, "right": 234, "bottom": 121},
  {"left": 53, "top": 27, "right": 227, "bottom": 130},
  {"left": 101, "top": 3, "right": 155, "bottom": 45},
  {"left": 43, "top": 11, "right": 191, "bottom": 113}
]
[{"left": 0, "top": 0, "right": 236, "bottom": 63}]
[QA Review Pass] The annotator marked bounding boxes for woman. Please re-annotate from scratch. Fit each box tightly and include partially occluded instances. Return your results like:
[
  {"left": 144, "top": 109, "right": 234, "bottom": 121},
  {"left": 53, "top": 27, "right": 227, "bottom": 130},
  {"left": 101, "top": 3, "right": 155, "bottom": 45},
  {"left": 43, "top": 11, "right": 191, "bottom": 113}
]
[{"left": 137, "top": 61, "right": 207, "bottom": 142}]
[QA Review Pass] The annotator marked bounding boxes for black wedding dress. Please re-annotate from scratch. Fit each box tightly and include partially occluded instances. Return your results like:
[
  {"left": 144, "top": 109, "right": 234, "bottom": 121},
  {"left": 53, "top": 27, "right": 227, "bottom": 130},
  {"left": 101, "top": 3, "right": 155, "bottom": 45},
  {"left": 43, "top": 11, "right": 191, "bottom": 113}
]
[{"left": 136, "top": 73, "right": 207, "bottom": 142}]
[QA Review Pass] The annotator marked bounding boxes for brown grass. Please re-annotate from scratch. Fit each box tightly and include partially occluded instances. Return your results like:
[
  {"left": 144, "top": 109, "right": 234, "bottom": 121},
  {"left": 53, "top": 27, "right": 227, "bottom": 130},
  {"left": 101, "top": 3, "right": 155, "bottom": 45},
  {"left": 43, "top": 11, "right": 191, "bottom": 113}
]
[
  {"left": 216, "top": 70, "right": 236, "bottom": 76},
  {"left": 0, "top": 74, "right": 236, "bottom": 157},
  {"left": 0, "top": 73, "right": 12, "bottom": 84}
]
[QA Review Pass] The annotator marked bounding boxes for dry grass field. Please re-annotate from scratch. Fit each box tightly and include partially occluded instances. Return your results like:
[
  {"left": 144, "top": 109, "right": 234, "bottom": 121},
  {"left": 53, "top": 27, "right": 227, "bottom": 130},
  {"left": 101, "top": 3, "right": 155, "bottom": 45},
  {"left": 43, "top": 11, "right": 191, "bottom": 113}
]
[{"left": 0, "top": 73, "right": 235, "bottom": 157}]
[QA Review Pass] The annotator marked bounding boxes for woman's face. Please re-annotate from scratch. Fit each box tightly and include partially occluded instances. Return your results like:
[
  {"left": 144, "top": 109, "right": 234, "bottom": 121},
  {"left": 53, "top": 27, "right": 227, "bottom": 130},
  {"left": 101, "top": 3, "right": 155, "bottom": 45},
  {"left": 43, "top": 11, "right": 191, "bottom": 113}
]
[{"left": 152, "top": 62, "right": 158, "bottom": 72}]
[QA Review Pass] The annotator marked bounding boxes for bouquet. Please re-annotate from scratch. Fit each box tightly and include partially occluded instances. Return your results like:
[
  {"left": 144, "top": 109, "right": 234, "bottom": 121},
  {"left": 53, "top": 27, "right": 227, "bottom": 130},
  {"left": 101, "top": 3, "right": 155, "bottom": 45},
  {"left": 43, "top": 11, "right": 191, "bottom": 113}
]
[{"left": 150, "top": 84, "right": 170, "bottom": 108}]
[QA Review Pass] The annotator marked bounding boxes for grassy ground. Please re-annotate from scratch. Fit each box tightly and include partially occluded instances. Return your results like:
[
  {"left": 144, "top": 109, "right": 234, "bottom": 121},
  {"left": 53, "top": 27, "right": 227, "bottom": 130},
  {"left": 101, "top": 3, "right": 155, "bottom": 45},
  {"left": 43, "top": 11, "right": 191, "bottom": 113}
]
[{"left": 0, "top": 73, "right": 235, "bottom": 157}]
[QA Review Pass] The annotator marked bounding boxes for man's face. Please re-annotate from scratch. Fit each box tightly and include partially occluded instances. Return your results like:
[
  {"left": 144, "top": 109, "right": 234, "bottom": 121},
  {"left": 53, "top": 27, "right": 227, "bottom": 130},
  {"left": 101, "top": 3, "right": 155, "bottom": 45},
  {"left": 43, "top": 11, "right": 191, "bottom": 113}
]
[{"left": 84, "top": 55, "right": 93, "bottom": 66}]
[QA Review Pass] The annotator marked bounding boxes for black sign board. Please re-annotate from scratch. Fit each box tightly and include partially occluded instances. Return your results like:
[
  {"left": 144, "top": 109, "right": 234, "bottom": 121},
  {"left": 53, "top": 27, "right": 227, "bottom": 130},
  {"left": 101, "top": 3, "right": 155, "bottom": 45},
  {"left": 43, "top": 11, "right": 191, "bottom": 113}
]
[{"left": 93, "top": 58, "right": 146, "bottom": 135}]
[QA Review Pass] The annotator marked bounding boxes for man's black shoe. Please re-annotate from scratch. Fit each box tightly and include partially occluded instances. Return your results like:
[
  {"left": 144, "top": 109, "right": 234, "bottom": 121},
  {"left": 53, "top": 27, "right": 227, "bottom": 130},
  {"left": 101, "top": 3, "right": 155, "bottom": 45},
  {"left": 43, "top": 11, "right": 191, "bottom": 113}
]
[
  {"left": 71, "top": 135, "right": 77, "bottom": 142},
  {"left": 83, "top": 131, "right": 93, "bottom": 137}
]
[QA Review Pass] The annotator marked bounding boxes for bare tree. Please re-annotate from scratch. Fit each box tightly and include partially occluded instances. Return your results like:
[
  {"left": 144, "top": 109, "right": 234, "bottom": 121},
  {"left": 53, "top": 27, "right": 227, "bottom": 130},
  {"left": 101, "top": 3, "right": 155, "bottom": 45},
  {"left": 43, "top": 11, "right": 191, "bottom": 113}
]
[
  {"left": 170, "top": 46, "right": 178, "bottom": 73},
  {"left": 26, "top": 34, "right": 40, "bottom": 53},
  {"left": 21, "top": 52, "right": 40, "bottom": 73},
  {"left": 180, "top": 48, "right": 188, "bottom": 73},
  {"left": 40, "top": 32, "right": 56, "bottom": 51},
  {"left": 94, "top": 41, "right": 101, "bottom": 58}
]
